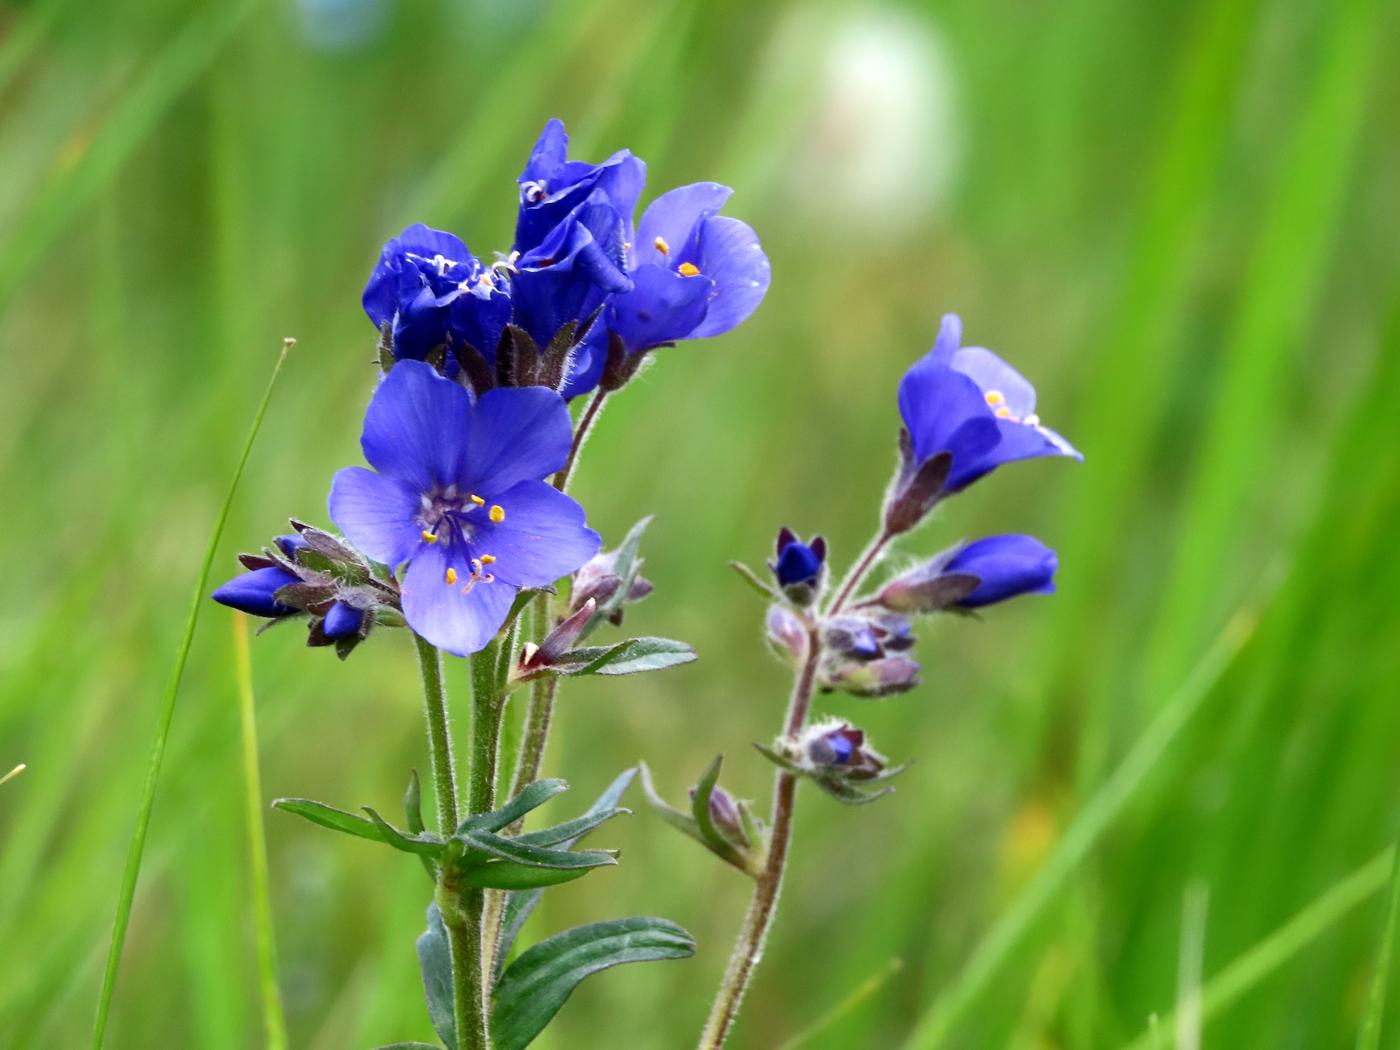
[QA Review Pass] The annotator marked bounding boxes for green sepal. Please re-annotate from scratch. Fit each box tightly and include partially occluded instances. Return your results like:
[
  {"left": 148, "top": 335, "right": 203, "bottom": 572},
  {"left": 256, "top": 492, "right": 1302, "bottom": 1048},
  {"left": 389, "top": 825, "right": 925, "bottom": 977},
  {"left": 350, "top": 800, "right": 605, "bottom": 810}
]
[
  {"left": 691, "top": 755, "right": 750, "bottom": 852},
  {"left": 753, "top": 740, "right": 804, "bottom": 773},
  {"left": 491, "top": 917, "right": 696, "bottom": 1050},
  {"left": 729, "top": 560, "right": 786, "bottom": 603}
]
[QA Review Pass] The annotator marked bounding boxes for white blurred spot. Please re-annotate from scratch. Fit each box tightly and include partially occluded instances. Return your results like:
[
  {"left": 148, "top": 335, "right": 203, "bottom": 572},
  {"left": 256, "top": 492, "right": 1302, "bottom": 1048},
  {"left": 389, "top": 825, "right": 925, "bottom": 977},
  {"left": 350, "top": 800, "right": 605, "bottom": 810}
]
[
  {"left": 296, "top": 0, "right": 389, "bottom": 52},
  {"left": 771, "top": 8, "right": 959, "bottom": 230}
]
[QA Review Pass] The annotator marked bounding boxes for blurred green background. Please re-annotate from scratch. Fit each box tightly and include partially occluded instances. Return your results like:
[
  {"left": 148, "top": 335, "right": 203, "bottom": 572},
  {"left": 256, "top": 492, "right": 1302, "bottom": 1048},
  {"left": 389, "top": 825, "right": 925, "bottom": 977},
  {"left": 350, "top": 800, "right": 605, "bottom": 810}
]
[{"left": 3, "top": 0, "right": 1399, "bottom": 1046}]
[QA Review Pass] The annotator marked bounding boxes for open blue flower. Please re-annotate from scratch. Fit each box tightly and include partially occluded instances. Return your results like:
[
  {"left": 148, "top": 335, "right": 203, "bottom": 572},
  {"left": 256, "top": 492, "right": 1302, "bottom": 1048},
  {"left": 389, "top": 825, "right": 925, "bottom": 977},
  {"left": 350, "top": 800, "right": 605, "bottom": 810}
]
[
  {"left": 362, "top": 224, "right": 511, "bottom": 362},
  {"left": 328, "top": 360, "right": 600, "bottom": 656},
  {"left": 514, "top": 118, "right": 646, "bottom": 257},
  {"left": 897, "top": 314, "right": 1081, "bottom": 495},
  {"left": 605, "top": 182, "right": 770, "bottom": 358},
  {"left": 942, "top": 534, "right": 1058, "bottom": 608}
]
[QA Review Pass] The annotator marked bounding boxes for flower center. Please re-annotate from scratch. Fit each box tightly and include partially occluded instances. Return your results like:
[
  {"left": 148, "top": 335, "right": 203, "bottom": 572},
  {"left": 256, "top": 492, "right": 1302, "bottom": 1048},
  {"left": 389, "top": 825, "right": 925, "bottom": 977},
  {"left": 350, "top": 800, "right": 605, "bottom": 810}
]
[
  {"left": 419, "top": 488, "right": 507, "bottom": 594},
  {"left": 984, "top": 389, "right": 1041, "bottom": 427}
]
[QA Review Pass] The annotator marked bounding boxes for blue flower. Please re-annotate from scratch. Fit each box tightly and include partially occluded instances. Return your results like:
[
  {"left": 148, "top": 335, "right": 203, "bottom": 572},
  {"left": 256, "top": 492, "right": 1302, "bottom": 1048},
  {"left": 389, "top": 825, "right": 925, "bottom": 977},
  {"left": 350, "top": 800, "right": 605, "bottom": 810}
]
[
  {"left": 942, "top": 535, "right": 1057, "bottom": 608},
  {"left": 514, "top": 118, "right": 646, "bottom": 258},
  {"left": 328, "top": 360, "right": 601, "bottom": 656},
  {"left": 362, "top": 224, "right": 511, "bottom": 362},
  {"left": 322, "top": 600, "right": 366, "bottom": 639},
  {"left": 879, "top": 534, "right": 1058, "bottom": 611},
  {"left": 897, "top": 314, "right": 1081, "bottom": 495},
  {"left": 604, "top": 182, "right": 770, "bottom": 359},
  {"left": 212, "top": 565, "right": 300, "bottom": 618},
  {"left": 770, "top": 527, "right": 826, "bottom": 601}
]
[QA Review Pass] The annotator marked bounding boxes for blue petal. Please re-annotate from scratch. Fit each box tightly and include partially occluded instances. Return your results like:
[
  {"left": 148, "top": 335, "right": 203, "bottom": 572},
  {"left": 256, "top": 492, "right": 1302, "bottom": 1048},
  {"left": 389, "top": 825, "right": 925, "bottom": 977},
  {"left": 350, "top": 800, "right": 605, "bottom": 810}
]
[
  {"left": 947, "top": 418, "right": 1080, "bottom": 491},
  {"left": 518, "top": 119, "right": 569, "bottom": 187},
  {"left": 951, "top": 346, "right": 1036, "bottom": 417},
  {"left": 928, "top": 313, "right": 963, "bottom": 364},
  {"left": 473, "top": 480, "right": 601, "bottom": 588},
  {"left": 363, "top": 224, "right": 475, "bottom": 327},
  {"left": 773, "top": 542, "right": 822, "bottom": 586},
  {"left": 360, "top": 361, "right": 473, "bottom": 490},
  {"left": 464, "top": 387, "right": 573, "bottom": 495},
  {"left": 634, "top": 182, "right": 733, "bottom": 267},
  {"left": 897, "top": 353, "right": 999, "bottom": 465},
  {"left": 323, "top": 601, "right": 365, "bottom": 639},
  {"left": 608, "top": 263, "right": 713, "bottom": 352},
  {"left": 400, "top": 542, "right": 516, "bottom": 657},
  {"left": 328, "top": 466, "right": 423, "bottom": 568},
  {"left": 945, "top": 534, "right": 1058, "bottom": 607},
  {"left": 559, "top": 319, "right": 609, "bottom": 399},
  {"left": 212, "top": 566, "right": 300, "bottom": 618},
  {"left": 688, "top": 216, "right": 770, "bottom": 339}
]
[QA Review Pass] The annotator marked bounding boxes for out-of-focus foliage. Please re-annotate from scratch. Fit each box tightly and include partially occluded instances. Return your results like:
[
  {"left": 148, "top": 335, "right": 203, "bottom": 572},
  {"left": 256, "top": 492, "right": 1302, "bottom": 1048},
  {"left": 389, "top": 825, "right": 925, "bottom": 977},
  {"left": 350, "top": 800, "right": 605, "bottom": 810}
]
[{"left": 1, "top": 0, "right": 1398, "bottom": 1046}]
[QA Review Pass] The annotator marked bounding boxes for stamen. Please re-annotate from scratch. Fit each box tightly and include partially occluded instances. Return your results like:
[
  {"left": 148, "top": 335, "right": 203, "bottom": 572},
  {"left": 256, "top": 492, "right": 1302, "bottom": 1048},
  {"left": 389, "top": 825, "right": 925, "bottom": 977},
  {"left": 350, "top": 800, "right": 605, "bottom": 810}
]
[
  {"left": 421, "top": 530, "right": 438, "bottom": 544},
  {"left": 444, "top": 567, "right": 458, "bottom": 585},
  {"left": 654, "top": 236, "right": 670, "bottom": 255},
  {"left": 470, "top": 494, "right": 486, "bottom": 507},
  {"left": 985, "top": 390, "right": 1006, "bottom": 407},
  {"left": 678, "top": 262, "right": 701, "bottom": 277},
  {"left": 479, "top": 553, "right": 496, "bottom": 565},
  {"left": 995, "top": 406, "right": 1014, "bottom": 420},
  {"left": 489, "top": 504, "right": 506, "bottom": 523}
]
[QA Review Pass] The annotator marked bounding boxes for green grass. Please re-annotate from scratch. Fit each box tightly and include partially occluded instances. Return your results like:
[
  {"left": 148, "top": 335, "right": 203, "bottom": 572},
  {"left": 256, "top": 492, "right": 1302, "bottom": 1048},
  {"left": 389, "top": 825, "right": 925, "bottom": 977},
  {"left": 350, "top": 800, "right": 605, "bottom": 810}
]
[{"left": 2, "top": 0, "right": 1399, "bottom": 1046}]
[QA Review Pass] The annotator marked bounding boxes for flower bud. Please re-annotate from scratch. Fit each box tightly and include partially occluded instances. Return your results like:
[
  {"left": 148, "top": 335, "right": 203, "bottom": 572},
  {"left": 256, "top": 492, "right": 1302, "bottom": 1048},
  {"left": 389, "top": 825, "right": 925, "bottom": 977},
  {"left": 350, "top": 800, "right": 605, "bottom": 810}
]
[
  {"left": 765, "top": 605, "right": 808, "bottom": 666},
  {"left": 322, "top": 600, "right": 366, "bottom": 640},
  {"left": 822, "top": 616, "right": 883, "bottom": 660},
  {"left": 688, "top": 782, "right": 748, "bottom": 847},
  {"left": 801, "top": 721, "right": 887, "bottom": 780},
  {"left": 821, "top": 656, "right": 921, "bottom": 698},
  {"left": 769, "top": 527, "right": 826, "bottom": 605},
  {"left": 571, "top": 543, "right": 654, "bottom": 625}
]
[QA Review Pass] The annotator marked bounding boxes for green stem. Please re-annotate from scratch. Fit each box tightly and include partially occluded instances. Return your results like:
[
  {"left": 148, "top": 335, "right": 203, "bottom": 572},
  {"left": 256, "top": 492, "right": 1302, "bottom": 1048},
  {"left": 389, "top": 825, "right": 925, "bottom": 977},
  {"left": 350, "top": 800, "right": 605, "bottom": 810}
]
[{"left": 414, "top": 633, "right": 459, "bottom": 831}]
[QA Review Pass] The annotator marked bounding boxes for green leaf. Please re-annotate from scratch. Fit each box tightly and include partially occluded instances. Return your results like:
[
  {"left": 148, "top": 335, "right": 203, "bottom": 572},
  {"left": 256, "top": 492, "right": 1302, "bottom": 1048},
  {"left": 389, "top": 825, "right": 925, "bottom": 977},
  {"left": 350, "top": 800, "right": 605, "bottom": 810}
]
[
  {"left": 370, "top": 1044, "right": 442, "bottom": 1049},
  {"left": 458, "top": 828, "right": 617, "bottom": 871},
  {"left": 691, "top": 755, "right": 750, "bottom": 857},
  {"left": 637, "top": 762, "right": 707, "bottom": 844},
  {"left": 548, "top": 636, "right": 696, "bottom": 677},
  {"left": 460, "top": 861, "right": 595, "bottom": 891},
  {"left": 272, "top": 798, "right": 384, "bottom": 844},
  {"left": 728, "top": 559, "right": 786, "bottom": 603},
  {"left": 363, "top": 808, "right": 445, "bottom": 857},
  {"left": 456, "top": 778, "right": 569, "bottom": 836},
  {"left": 492, "top": 917, "right": 696, "bottom": 1050},
  {"left": 516, "top": 807, "right": 629, "bottom": 848},
  {"left": 415, "top": 903, "right": 455, "bottom": 1048},
  {"left": 497, "top": 769, "right": 638, "bottom": 980}
]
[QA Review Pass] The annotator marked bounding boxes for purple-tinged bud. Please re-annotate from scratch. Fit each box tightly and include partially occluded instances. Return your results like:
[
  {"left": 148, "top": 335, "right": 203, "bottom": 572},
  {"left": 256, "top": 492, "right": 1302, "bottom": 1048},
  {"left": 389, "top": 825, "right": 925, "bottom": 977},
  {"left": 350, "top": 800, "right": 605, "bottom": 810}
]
[
  {"left": 765, "top": 605, "right": 808, "bottom": 665},
  {"left": 821, "top": 656, "right": 921, "bottom": 698},
  {"left": 801, "top": 721, "right": 887, "bottom": 780},
  {"left": 822, "top": 616, "right": 884, "bottom": 661},
  {"left": 769, "top": 527, "right": 827, "bottom": 605},
  {"left": 689, "top": 782, "right": 748, "bottom": 846},
  {"left": 570, "top": 540, "right": 653, "bottom": 625},
  {"left": 527, "top": 599, "right": 597, "bottom": 668}
]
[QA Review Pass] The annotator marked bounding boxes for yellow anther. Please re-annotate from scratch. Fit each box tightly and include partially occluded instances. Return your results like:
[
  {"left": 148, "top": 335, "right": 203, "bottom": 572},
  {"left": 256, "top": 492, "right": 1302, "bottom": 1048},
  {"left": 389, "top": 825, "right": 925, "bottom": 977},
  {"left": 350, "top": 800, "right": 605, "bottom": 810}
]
[
  {"left": 654, "top": 236, "right": 671, "bottom": 256},
  {"left": 985, "top": 389, "right": 1006, "bottom": 407},
  {"left": 444, "top": 567, "right": 458, "bottom": 585},
  {"left": 678, "top": 262, "right": 701, "bottom": 277},
  {"left": 470, "top": 494, "right": 486, "bottom": 506},
  {"left": 421, "top": 530, "right": 438, "bottom": 544},
  {"left": 489, "top": 504, "right": 506, "bottom": 523},
  {"left": 995, "top": 407, "right": 1014, "bottom": 419},
  {"left": 479, "top": 553, "right": 496, "bottom": 565}
]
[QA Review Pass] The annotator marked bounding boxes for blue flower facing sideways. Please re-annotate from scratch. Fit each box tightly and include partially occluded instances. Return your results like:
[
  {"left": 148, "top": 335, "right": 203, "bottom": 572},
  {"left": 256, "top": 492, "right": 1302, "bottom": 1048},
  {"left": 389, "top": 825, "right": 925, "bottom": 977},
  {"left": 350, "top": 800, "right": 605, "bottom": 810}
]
[
  {"left": 879, "top": 534, "right": 1058, "bottom": 612},
  {"left": 887, "top": 314, "right": 1081, "bottom": 532},
  {"left": 328, "top": 360, "right": 601, "bottom": 656}
]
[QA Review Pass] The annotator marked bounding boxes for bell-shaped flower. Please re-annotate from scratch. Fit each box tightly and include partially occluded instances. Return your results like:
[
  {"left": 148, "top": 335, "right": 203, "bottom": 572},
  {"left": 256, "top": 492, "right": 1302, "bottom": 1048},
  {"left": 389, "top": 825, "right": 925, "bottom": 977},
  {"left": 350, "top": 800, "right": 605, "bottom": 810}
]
[
  {"left": 328, "top": 360, "right": 601, "bottom": 656},
  {"left": 881, "top": 534, "right": 1057, "bottom": 613}
]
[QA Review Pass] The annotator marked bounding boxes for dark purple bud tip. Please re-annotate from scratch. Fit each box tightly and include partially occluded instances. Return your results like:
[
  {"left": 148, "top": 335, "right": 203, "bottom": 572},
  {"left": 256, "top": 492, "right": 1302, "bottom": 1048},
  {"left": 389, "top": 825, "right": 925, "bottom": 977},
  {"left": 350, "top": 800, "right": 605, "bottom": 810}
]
[
  {"left": 212, "top": 566, "right": 300, "bottom": 619},
  {"left": 322, "top": 601, "right": 365, "bottom": 640},
  {"left": 769, "top": 529, "right": 826, "bottom": 603}
]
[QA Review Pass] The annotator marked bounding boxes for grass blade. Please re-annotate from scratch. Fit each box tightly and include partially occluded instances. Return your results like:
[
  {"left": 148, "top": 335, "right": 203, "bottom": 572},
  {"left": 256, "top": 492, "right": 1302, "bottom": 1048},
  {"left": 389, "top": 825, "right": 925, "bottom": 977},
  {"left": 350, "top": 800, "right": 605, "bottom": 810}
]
[
  {"left": 90, "top": 338, "right": 293, "bottom": 1049},
  {"left": 903, "top": 607, "right": 1259, "bottom": 1049},
  {"left": 231, "top": 613, "right": 288, "bottom": 1050},
  {"left": 1356, "top": 841, "right": 1400, "bottom": 1050},
  {"left": 0, "top": 764, "right": 25, "bottom": 788},
  {"left": 777, "top": 957, "right": 904, "bottom": 1050},
  {"left": 1124, "top": 848, "right": 1394, "bottom": 1050}
]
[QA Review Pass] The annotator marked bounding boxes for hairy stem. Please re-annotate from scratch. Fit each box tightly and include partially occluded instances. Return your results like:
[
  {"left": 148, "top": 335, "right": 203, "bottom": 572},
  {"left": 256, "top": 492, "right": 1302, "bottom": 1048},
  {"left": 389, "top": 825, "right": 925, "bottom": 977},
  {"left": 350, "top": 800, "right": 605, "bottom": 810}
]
[
  {"left": 553, "top": 389, "right": 607, "bottom": 492},
  {"left": 827, "top": 530, "right": 891, "bottom": 615},
  {"left": 698, "top": 635, "right": 819, "bottom": 1049},
  {"left": 415, "top": 633, "right": 459, "bottom": 831}
]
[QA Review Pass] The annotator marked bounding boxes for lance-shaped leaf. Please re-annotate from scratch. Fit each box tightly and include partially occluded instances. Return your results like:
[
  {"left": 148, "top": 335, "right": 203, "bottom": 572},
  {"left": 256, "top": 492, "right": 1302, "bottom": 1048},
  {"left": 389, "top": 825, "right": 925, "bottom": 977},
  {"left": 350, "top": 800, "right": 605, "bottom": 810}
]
[
  {"left": 492, "top": 918, "right": 696, "bottom": 1050},
  {"left": 457, "top": 828, "right": 617, "bottom": 871},
  {"left": 544, "top": 636, "right": 696, "bottom": 678},
  {"left": 403, "top": 770, "right": 425, "bottom": 835},
  {"left": 516, "top": 806, "right": 629, "bottom": 848},
  {"left": 363, "top": 807, "right": 445, "bottom": 857},
  {"left": 272, "top": 798, "right": 389, "bottom": 844},
  {"left": 496, "top": 769, "right": 637, "bottom": 981},
  {"left": 638, "top": 762, "right": 758, "bottom": 877},
  {"left": 455, "top": 778, "right": 569, "bottom": 836},
  {"left": 728, "top": 560, "right": 786, "bottom": 603},
  {"left": 460, "top": 861, "right": 597, "bottom": 891},
  {"left": 416, "top": 903, "right": 455, "bottom": 1048}
]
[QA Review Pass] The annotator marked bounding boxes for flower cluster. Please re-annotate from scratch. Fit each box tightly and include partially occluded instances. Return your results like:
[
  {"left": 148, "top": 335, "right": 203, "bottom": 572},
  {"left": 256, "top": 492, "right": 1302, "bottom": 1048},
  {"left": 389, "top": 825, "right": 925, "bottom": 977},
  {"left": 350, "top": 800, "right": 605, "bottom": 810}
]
[
  {"left": 213, "top": 119, "right": 769, "bottom": 658},
  {"left": 756, "top": 313, "right": 1080, "bottom": 794},
  {"left": 365, "top": 119, "right": 770, "bottom": 398}
]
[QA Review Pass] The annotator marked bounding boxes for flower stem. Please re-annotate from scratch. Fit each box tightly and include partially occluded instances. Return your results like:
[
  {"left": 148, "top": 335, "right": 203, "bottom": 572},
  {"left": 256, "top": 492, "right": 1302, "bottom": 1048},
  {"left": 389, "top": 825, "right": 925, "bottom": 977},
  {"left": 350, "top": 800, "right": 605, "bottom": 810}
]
[
  {"left": 827, "top": 530, "right": 891, "bottom": 615},
  {"left": 553, "top": 389, "right": 607, "bottom": 492},
  {"left": 414, "top": 633, "right": 487, "bottom": 1050},
  {"left": 698, "top": 632, "right": 820, "bottom": 1050},
  {"left": 700, "top": 524, "right": 893, "bottom": 1048}
]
